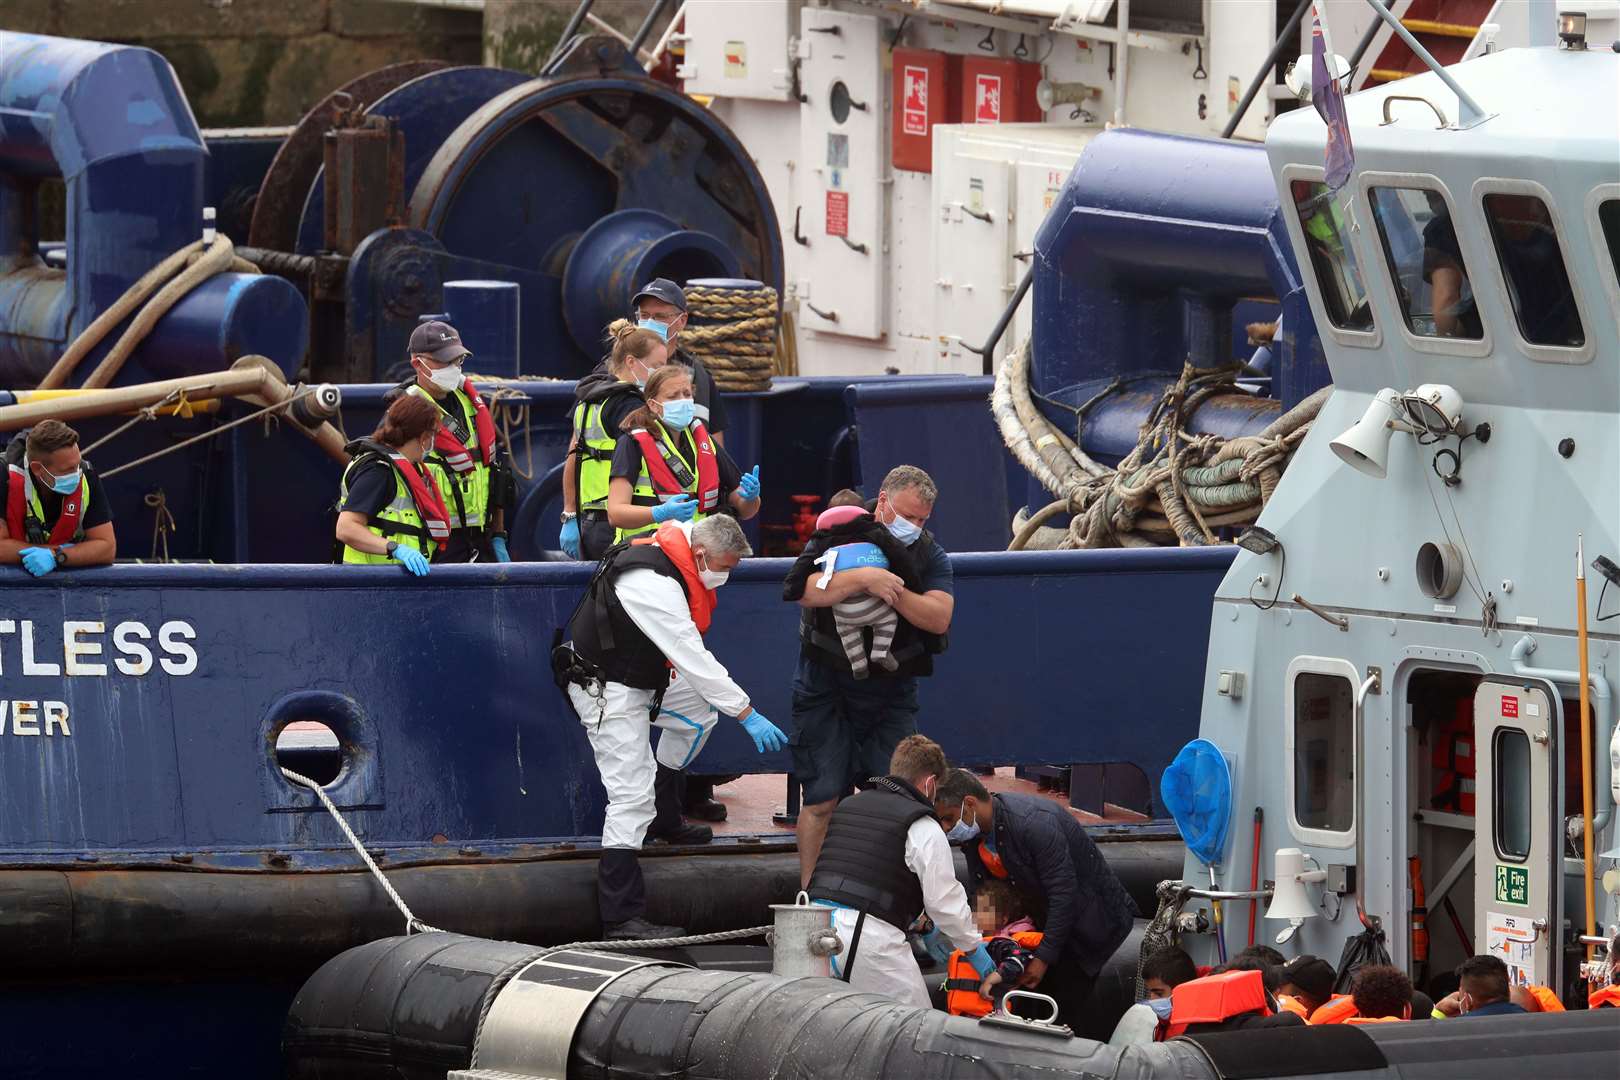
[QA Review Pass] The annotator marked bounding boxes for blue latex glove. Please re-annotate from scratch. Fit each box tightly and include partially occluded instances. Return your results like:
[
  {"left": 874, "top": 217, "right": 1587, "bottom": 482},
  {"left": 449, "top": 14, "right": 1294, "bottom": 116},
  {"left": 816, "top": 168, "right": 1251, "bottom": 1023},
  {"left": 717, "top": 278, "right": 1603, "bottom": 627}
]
[
  {"left": 920, "top": 926, "right": 954, "bottom": 967},
  {"left": 964, "top": 943, "right": 996, "bottom": 980},
  {"left": 651, "top": 494, "right": 698, "bottom": 523},
  {"left": 19, "top": 547, "right": 56, "bottom": 577},
  {"left": 737, "top": 465, "right": 761, "bottom": 500},
  {"left": 559, "top": 517, "right": 581, "bottom": 558},
  {"left": 740, "top": 710, "right": 787, "bottom": 753},
  {"left": 392, "top": 544, "right": 430, "bottom": 577},
  {"left": 491, "top": 535, "right": 511, "bottom": 563}
]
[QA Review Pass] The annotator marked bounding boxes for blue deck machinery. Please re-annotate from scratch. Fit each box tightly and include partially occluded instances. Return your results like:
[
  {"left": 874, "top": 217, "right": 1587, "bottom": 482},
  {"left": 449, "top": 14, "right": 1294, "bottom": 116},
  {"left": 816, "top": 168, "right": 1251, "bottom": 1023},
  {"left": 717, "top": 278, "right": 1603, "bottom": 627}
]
[{"left": 0, "top": 28, "right": 1340, "bottom": 1078}]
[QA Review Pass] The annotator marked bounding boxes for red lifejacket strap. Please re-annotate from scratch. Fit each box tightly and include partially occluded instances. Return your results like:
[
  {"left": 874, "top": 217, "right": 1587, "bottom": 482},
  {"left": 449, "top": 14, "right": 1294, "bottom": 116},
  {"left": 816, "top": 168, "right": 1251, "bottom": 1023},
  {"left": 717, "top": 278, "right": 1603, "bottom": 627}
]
[
  {"left": 630, "top": 522, "right": 715, "bottom": 633},
  {"left": 630, "top": 422, "right": 721, "bottom": 511},
  {"left": 428, "top": 384, "right": 497, "bottom": 473},
  {"left": 386, "top": 452, "right": 451, "bottom": 540},
  {"left": 6, "top": 463, "right": 84, "bottom": 546}
]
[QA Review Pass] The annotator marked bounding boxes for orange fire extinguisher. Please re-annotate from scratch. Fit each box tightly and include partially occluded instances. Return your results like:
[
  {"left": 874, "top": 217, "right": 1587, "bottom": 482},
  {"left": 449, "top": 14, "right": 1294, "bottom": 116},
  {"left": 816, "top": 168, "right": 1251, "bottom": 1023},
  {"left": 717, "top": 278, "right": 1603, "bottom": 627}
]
[{"left": 1409, "top": 856, "right": 1430, "bottom": 983}]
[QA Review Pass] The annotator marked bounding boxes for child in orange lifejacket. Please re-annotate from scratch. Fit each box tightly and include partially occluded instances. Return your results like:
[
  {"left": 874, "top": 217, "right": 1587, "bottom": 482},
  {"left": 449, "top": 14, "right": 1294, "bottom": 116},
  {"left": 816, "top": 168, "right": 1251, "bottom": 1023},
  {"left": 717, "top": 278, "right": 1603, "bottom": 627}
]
[{"left": 944, "top": 879, "right": 1041, "bottom": 1017}]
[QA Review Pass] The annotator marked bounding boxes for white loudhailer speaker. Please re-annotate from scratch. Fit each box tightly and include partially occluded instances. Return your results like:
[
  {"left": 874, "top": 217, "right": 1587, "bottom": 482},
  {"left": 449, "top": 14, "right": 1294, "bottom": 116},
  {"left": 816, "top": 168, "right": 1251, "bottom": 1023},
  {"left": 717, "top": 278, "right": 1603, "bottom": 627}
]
[
  {"left": 1330, "top": 388, "right": 1403, "bottom": 480},
  {"left": 1266, "top": 848, "right": 1327, "bottom": 921}
]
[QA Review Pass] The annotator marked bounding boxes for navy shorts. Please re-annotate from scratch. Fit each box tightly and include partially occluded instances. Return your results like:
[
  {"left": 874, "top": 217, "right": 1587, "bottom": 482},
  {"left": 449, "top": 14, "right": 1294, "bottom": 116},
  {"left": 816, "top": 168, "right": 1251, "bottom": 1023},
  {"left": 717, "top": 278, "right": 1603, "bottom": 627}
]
[{"left": 790, "top": 654, "right": 919, "bottom": 806}]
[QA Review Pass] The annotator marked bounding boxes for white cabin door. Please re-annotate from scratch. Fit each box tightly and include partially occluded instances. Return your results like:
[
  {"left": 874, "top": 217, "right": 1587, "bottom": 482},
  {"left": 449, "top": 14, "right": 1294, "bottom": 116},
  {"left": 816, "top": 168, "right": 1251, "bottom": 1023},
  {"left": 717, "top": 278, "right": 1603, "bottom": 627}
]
[{"left": 1472, "top": 677, "right": 1562, "bottom": 989}]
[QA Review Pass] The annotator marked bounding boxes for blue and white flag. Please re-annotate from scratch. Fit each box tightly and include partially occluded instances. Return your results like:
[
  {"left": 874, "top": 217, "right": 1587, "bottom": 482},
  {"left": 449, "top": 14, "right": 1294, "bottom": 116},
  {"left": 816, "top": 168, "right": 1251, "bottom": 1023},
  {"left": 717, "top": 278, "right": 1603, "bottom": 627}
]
[{"left": 1311, "top": 3, "right": 1355, "bottom": 190}]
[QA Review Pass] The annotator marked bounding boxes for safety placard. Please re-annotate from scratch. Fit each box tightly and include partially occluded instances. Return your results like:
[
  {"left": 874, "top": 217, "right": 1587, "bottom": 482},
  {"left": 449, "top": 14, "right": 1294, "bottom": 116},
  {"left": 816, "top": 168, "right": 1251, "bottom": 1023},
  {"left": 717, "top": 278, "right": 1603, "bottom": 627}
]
[
  {"left": 902, "top": 65, "right": 929, "bottom": 136},
  {"left": 1485, "top": 911, "right": 1537, "bottom": 986},
  {"left": 1495, "top": 864, "right": 1528, "bottom": 905},
  {"left": 825, "top": 190, "right": 849, "bottom": 237},
  {"left": 974, "top": 74, "right": 1002, "bottom": 123},
  {"left": 1501, "top": 695, "right": 1519, "bottom": 718},
  {"left": 724, "top": 41, "right": 746, "bottom": 78}
]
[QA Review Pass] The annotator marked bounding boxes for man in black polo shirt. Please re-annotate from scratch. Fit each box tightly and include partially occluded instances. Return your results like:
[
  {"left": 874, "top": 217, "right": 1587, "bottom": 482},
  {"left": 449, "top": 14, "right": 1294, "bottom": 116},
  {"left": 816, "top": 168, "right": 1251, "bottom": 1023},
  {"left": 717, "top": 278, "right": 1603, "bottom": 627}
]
[
  {"left": 0, "top": 420, "right": 116, "bottom": 574},
  {"left": 631, "top": 278, "right": 729, "bottom": 443}
]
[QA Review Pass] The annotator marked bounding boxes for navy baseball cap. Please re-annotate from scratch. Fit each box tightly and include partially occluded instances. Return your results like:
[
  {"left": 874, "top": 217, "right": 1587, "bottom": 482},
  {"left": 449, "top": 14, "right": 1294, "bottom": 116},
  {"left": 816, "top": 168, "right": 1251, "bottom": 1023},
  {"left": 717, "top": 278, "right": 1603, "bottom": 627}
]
[
  {"left": 408, "top": 320, "right": 472, "bottom": 363},
  {"left": 631, "top": 277, "right": 687, "bottom": 312}
]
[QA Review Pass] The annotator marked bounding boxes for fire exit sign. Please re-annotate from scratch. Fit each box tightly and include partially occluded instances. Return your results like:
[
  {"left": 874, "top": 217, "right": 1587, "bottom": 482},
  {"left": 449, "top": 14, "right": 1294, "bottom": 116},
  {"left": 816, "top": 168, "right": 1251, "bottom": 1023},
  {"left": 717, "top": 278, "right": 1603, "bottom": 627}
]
[{"left": 1495, "top": 864, "right": 1528, "bottom": 905}]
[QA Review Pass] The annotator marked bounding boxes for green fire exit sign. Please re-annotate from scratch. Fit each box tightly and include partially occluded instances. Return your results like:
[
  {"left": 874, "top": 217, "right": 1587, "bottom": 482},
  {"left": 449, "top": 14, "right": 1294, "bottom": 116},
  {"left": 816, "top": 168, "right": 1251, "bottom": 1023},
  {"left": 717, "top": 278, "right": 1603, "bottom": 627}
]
[{"left": 1495, "top": 864, "right": 1529, "bottom": 905}]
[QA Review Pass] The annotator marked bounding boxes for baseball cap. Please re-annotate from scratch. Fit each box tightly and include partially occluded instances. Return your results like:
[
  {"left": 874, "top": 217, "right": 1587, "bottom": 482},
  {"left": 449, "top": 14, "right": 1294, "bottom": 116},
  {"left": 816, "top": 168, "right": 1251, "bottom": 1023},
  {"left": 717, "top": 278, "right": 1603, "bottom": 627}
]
[
  {"left": 408, "top": 320, "right": 472, "bottom": 364},
  {"left": 1281, "top": 955, "right": 1335, "bottom": 1002},
  {"left": 631, "top": 277, "right": 687, "bottom": 313}
]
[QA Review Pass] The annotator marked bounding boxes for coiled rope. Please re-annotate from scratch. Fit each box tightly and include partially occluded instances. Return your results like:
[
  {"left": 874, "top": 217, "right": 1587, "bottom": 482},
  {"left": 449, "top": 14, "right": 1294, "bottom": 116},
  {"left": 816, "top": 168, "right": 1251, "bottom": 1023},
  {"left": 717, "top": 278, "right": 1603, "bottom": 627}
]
[
  {"left": 993, "top": 338, "right": 1329, "bottom": 550},
  {"left": 681, "top": 283, "right": 780, "bottom": 393},
  {"left": 39, "top": 235, "right": 260, "bottom": 391}
]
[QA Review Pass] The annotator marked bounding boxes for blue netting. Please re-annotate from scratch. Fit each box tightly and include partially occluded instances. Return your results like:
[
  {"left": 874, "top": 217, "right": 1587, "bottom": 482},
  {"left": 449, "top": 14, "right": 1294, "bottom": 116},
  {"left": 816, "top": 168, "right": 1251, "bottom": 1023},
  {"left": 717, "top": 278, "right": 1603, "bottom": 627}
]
[{"left": 1161, "top": 738, "right": 1232, "bottom": 866}]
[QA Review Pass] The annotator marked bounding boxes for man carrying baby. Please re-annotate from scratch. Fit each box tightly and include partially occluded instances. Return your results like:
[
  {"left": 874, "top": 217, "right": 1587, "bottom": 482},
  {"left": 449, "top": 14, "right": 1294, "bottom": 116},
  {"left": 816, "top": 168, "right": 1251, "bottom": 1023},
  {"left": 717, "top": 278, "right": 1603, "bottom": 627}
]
[{"left": 785, "top": 465, "right": 954, "bottom": 887}]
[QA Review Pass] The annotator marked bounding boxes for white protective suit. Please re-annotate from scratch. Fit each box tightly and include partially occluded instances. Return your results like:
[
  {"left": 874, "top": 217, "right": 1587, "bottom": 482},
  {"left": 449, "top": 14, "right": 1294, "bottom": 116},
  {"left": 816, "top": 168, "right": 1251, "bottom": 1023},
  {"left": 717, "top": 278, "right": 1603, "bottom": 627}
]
[
  {"left": 567, "top": 526, "right": 747, "bottom": 850},
  {"left": 819, "top": 816, "right": 984, "bottom": 1007}
]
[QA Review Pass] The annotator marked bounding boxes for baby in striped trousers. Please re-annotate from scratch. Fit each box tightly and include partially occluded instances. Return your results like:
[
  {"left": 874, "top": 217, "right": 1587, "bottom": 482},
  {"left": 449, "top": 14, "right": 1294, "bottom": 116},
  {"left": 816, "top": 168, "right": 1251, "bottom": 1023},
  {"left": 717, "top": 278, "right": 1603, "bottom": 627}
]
[{"left": 812, "top": 502, "right": 899, "bottom": 679}]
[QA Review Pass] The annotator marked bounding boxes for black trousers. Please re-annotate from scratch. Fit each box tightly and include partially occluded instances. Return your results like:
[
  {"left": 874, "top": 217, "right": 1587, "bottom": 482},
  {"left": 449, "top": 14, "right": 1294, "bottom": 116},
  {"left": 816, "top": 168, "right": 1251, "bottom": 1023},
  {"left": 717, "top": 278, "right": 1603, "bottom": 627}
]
[
  {"left": 1039, "top": 963, "right": 1102, "bottom": 1039},
  {"left": 597, "top": 848, "right": 645, "bottom": 926},
  {"left": 579, "top": 510, "right": 616, "bottom": 562}
]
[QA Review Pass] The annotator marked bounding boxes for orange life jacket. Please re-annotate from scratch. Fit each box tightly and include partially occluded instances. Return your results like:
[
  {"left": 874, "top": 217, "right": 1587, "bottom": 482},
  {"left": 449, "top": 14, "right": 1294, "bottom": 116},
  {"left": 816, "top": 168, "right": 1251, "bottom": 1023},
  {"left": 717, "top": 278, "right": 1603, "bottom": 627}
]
[
  {"left": 1526, "top": 985, "right": 1564, "bottom": 1012},
  {"left": 1430, "top": 698, "right": 1476, "bottom": 814},
  {"left": 1276, "top": 994, "right": 1310, "bottom": 1019},
  {"left": 630, "top": 521, "right": 715, "bottom": 633},
  {"left": 1344, "top": 1013, "right": 1407, "bottom": 1024},
  {"left": 1589, "top": 984, "right": 1620, "bottom": 1009},
  {"left": 945, "top": 931, "right": 1043, "bottom": 1017},
  {"left": 1160, "top": 969, "right": 1272, "bottom": 1039},
  {"left": 977, "top": 837, "right": 1008, "bottom": 879},
  {"left": 1309, "top": 994, "right": 1359, "bottom": 1025}
]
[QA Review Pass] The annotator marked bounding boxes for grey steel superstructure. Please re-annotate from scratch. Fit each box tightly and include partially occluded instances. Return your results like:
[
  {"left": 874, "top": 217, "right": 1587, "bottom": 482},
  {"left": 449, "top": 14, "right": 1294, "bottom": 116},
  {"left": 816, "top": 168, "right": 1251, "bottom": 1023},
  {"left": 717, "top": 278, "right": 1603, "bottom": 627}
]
[{"left": 1183, "top": 39, "right": 1620, "bottom": 994}]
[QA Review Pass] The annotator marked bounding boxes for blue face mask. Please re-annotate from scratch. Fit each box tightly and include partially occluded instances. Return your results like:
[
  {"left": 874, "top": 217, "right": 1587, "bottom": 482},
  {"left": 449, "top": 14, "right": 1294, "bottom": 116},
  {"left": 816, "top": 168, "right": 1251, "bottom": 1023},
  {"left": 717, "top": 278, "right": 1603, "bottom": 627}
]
[
  {"left": 637, "top": 318, "right": 670, "bottom": 342},
  {"left": 37, "top": 463, "right": 81, "bottom": 495},
  {"left": 882, "top": 501, "right": 922, "bottom": 545},
  {"left": 947, "top": 818, "right": 980, "bottom": 842},
  {"left": 660, "top": 398, "right": 695, "bottom": 430},
  {"left": 1147, "top": 997, "right": 1174, "bottom": 1020}
]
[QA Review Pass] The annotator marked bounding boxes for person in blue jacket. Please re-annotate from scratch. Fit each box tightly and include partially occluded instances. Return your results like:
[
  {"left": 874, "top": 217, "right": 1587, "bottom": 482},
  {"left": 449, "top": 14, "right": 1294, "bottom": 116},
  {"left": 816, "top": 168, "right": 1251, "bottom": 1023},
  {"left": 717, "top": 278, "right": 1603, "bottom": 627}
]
[{"left": 935, "top": 769, "right": 1138, "bottom": 1037}]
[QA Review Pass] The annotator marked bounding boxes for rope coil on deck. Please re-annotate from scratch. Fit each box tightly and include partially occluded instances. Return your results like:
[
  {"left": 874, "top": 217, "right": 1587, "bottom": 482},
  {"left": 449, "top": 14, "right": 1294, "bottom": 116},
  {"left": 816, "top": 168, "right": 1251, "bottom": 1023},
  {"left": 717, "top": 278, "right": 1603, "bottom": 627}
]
[
  {"left": 993, "top": 339, "right": 1328, "bottom": 550},
  {"left": 681, "top": 283, "right": 780, "bottom": 393}
]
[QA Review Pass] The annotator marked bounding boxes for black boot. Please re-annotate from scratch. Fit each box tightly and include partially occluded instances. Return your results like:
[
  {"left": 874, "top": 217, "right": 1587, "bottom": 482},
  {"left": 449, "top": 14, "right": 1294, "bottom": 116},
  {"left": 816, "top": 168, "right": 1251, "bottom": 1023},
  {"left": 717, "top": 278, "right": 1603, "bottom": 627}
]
[
  {"left": 646, "top": 763, "right": 713, "bottom": 844},
  {"left": 598, "top": 849, "right": 685, "bottom": 940},
  {"left": 684, "top": 775, "right": 728, "bottom": 822}
]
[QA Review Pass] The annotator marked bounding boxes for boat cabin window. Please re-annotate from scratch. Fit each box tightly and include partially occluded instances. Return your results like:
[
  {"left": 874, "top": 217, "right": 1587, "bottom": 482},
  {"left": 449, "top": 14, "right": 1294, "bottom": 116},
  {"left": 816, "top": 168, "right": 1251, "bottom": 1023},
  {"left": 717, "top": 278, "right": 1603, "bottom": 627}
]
[
  {"left": 1493, "top": 728, "right": 1532, "bottom": 861},
  {"left": 1291, "top": 180, "right": 1373, "bottom": 332},
  {"left": 1600, "top": 200, "right": 1620, "bottom": 282},
  {"left": 1481, "top": 194, "right": 1584, "bottom": 348},
  {"left": 1293, "top": 672, "right": 1355, "bottom": 834},
  {"left": 1369, "top": 186, "right": 1482, "bottom": 340}
]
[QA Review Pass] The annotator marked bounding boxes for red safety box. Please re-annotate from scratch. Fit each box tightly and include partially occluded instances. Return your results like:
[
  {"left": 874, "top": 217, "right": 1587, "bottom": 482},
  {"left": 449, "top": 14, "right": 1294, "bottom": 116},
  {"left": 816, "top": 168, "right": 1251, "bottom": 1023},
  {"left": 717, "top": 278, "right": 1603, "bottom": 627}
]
[
  {"left": 960, "top": 56, "right": 1042, "bottom": 125},
  {"left": 891, "top": 47, "right": 962, "bottom": 173}
]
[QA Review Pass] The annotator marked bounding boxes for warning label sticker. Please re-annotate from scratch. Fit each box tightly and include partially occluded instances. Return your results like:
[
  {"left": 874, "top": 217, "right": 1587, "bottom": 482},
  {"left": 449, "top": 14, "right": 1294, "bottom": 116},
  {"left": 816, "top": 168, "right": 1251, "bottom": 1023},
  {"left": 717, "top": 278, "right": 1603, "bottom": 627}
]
[
  {"left": 903, "top": 65, "right": 929, "bottom": 136},
  {"left": 974, "top": 74, "right": 1002, "bottom": 123},
  {"left": 1501, "top": 695, "right": 1519, "bottom": 718},
  {"left": 1485, "top": 910, "right": 1538, "bottom": 986},
  {"left": 825, "top": 191, "right": 849, "bottom": 238},
  {"left": 724, "top": 41, "right": 746, "bottom": 78}
]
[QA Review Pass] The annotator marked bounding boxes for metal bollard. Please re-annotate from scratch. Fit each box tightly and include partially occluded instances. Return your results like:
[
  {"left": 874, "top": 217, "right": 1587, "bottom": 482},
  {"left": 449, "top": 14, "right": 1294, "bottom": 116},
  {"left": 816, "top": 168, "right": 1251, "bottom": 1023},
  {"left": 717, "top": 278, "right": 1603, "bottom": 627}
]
[{"left": 767, "top": 891, "right": 843, "bottom": 978}]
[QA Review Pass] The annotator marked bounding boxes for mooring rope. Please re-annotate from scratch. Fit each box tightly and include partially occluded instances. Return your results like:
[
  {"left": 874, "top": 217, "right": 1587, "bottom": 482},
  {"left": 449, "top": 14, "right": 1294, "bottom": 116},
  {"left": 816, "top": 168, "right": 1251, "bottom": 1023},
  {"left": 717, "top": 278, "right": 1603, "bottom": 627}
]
[
  {"left": 682, "top": 284, "right": 780, "bottom": 393},
  {"left": 993, "top": 338, "right": 1328, "bottom": 550}
]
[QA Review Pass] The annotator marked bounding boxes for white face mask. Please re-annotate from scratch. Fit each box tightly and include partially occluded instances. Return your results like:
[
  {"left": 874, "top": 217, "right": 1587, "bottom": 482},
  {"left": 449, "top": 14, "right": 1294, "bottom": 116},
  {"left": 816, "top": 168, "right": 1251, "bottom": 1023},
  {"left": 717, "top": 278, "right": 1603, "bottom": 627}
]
[
  {"left": 696, "top": 551, "right": 730, "bottom": 590},
  {"left": 947, "top": 817, "right": 980, "bottom": 842},
  {"left": 880, "top": 497, "right": 923, "bottom": 544},
  {"left": 420, "top": 359, "right": 463, "bottom": 392}
]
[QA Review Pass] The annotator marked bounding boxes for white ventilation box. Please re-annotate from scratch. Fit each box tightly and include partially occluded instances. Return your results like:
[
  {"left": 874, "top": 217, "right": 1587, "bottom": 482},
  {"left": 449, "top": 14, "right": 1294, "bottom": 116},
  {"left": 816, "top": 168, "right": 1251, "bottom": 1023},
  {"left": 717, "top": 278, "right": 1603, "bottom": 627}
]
[
  {"left": 930, "top": 123, "right": 1099, "bottom": 371},
  {"left": 678, "top": 0, "right": 794, "bottom": 102}
]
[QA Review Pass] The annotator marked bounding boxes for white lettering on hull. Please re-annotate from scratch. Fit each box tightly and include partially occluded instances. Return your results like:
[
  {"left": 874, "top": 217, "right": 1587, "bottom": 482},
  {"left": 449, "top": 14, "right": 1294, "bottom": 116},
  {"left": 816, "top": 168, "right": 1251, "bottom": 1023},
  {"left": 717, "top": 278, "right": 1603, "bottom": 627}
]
[{"left": 0, "top": 700, "right": 70, "bottom": 736}]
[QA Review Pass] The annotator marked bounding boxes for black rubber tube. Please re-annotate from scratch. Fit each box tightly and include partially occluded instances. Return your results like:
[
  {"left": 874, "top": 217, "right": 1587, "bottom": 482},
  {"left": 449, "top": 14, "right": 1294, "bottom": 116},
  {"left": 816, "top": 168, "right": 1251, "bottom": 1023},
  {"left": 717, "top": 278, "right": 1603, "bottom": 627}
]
[
  {"left": 2, "top": 841, "right": 1180, "bottom": 975},
  {"left": 286, "top": 935, "right": 1620, "bottom": 1080}
]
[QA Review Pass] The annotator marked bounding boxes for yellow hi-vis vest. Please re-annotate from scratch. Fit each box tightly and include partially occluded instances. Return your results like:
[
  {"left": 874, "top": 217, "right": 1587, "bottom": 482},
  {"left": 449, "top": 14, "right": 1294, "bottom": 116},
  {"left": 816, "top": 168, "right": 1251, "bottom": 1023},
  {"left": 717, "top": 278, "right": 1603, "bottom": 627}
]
[
  {"left": 615, "top": 424, "right": 715, "bottom": 544},
  {"left": 338, "top": 454, "right": 440, "bottom": 565},
  {"left": 408, "top": 385, "right": 491, "bottom": 533},
  {"left": 572, "top": 397, "right": 619, "bottom": 512}
]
